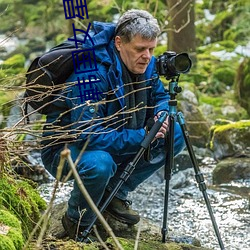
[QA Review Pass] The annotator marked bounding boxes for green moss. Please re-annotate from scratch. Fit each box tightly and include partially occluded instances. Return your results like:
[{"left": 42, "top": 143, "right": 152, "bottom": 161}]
[
  {"left": 154, "top": 45, "right": 168, "bottom": 57},
  {"left": 234, "top": 57, "right": 250, "bottom": 115},
  {"left": 213, "top": 67, "right": 235, "bottom": 86},
  {"left": 106, "top": 237, "right": 207, "bottom": 250},
  {"left": 0, "top": 209, "right": 24, "bottom": 249},
  {"left": 0, "top": 209, "right": 21, "bottom": 229},
  {"left": 0, "top": 235, "right": 16, "bottom": 250},
  {"left": 7, "top": 228, "right": 24, "bottom": 249},
  {"left": 199, "top": 95, "right": 224, "bottom": 107},
  {"left": 217, "top": 40, "right": 237, "bottom": 51},
  {"left": 0, "top": 175, "right": 47, "bottom": 239},
  {"left": 199, "top": 90, "right": 248, "bottom": 122},
  {"left": 84, "top": 243, "right": 100, "bottom": 250},
  {"left": 55, "top": 34, "right": 68, "bottom": 45},
  {"left": 213, "top": 120, "right": 250, "bottom": 133},
  {"left": 0, "top": 54, "right": 26, "bottom": 85},
  {"left": 1, "top": 54, "right": 25, "bottom": 69}
]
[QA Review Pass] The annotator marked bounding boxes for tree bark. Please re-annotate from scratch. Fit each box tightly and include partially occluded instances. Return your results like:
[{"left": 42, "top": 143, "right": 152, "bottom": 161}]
[{"left": 167, "top": 0, "right": 196, "bottom": 62}]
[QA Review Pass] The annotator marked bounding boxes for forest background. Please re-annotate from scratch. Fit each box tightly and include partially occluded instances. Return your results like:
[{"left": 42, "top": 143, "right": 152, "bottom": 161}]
[{"left": 0, "top": 0, "right": 250, "bottom": 125}]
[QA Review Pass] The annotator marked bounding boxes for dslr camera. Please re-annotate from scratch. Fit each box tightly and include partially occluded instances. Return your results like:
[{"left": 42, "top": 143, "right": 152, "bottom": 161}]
[{"left": 156, "top": 51, "right": 192, "bottom": 79}]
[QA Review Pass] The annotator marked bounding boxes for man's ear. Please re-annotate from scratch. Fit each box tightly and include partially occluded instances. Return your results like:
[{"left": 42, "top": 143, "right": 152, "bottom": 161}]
[{"left": 115, "top": 36, "right": 122, "bottom": 51}]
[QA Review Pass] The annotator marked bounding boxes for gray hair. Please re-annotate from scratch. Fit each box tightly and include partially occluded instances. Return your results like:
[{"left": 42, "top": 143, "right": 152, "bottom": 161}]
[{"left": 115, "top": 9, "right": 160, "bottom": 43}]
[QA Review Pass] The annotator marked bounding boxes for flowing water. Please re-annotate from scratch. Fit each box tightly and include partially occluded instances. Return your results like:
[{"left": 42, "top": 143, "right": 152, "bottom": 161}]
[
  {"left": 38, "top": 156, "right": 250, "bottom": 250},
  {"left": 128, "top": 157, "right": 250, "bottom": 250}
]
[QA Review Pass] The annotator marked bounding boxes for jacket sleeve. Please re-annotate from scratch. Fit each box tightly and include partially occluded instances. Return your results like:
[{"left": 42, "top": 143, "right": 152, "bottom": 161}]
[
  {"left": 65, "top": 76, "right": 146, "bottom": 156},
  {"left": 152, "top": 76, "right": 170, "bottom": 115}
]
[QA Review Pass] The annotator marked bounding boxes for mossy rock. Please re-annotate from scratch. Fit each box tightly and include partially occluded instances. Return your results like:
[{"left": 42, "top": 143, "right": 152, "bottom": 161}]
[
  {"left": 0, "top": 174, "right": 47, "bottom": 239},
  {"left": 199, "top": 92, "right": 249, "bottom": 122},
  {"left": 209, "top": 120, "right": 250, "bottom": 160},
  {"left": 0, "top": 209, "right": 24, "bottom": 250},
  {"left": 213, "top": 157, "right": 250, "bottom": 184},
  {"left": 179, "top": 100, "right": 210, "bottom": 148}
]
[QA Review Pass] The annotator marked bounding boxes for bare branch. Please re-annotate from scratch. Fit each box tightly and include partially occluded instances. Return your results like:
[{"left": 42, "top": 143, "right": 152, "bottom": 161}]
[{"left": 63, "top": 148, "right": 124, "bottom": 250}]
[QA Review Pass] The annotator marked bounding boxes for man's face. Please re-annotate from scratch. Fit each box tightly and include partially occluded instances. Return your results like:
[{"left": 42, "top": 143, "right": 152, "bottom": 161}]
[{"left": 115, "top": 35, "right": 157, "bottom": 74}]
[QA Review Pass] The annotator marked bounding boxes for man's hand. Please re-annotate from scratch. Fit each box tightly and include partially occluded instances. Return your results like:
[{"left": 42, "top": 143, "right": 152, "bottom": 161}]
[{"left": 154, "top": 111, "right": 169, "bottom": 139}]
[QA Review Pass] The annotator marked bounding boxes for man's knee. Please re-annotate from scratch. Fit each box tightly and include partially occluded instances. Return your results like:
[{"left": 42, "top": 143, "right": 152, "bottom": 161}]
[{"left": 77, "top": 150, "right": 117, "bottom": 181}]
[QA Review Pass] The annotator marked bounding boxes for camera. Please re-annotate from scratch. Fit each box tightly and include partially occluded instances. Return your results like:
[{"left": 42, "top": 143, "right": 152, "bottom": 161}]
[{"left": 156, "top": 51, "right": 192, "bottom": 79}]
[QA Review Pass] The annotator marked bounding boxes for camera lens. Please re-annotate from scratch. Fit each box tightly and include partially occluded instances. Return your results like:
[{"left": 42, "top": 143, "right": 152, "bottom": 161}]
[{"left": 174, "top": 53, "right": 192, "bottom": 73}]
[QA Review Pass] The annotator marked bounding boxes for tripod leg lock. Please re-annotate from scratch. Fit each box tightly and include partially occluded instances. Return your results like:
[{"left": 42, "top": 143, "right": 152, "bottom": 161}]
[
  {"left": 195, "top": 172, "right": 207, "bottom": 192},
  {"left": 120, "top": 162, "right": 135, "bottom": 182}
]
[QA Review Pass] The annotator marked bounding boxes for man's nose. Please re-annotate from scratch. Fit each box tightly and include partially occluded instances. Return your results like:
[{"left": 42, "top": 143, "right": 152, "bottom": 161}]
[{"left": 142, "top": 49, "right": 151, "bottom": 59}]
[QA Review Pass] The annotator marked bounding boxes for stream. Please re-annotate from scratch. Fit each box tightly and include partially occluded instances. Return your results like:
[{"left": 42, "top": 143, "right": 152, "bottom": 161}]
[{"left": 38, "top": 155, "right": 250, "bottom": 250}]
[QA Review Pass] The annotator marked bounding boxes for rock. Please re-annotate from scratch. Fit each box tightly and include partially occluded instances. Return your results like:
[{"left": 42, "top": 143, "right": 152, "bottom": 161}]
[
  {"left": 181, "top": 89, "right": 199, "bottom": 105},
  {"left": 44, "top": 202, "right": 212, "bottom": 250},
  {"left": 213, "top": 157, "right": 250, "bottom": 184},
  {"left": 210, "top": 120, "right": 250, "bottom": 184},
  {"left": 170, "top": 168, "right": 193, "bottom": 189},
  {"left": 12, "top": 150, "right": 51, "bottom": 183},
  {"left": 209, "top": 120, "right": 250, "bottom": 160},
  {"left": 221, "top": 105, "right": 237, "bottom": 116},
  {"left": 179, "top": 100, "right": 211, "bottom": 148},
  {"left": 199, "top": 103, "right": 213, "bottom": 118}
]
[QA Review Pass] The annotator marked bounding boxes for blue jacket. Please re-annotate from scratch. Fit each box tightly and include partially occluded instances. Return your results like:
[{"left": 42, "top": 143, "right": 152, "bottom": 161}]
[{"left": 44, "top": 21, "right": 170, "bottom": 156}]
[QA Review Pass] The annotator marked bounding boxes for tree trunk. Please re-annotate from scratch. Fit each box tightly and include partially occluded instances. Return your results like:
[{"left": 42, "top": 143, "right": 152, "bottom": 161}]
[{"left": 167, "top": 0, "right": 196, "bottom": 62}]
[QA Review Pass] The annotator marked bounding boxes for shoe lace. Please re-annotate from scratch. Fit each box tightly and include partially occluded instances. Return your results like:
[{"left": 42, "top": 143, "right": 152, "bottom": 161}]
[{"left": 123, "top": 199, "right": 132, "bottom": 209}]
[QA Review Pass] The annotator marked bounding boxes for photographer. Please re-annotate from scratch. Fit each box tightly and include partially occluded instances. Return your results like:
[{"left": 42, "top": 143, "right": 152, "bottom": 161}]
[{"left": 41, "top": 9, "right": 185, "bottom": 241}]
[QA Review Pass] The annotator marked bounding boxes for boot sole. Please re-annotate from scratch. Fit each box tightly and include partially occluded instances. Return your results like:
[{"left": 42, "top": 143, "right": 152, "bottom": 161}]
[{"left": 105, "top": 210, "right": 140, "bottom": 225}]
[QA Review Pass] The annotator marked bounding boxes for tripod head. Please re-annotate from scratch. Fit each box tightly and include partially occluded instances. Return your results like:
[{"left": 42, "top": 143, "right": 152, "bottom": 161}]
[{"left": 168, "top": 76, "right": 182, "bottom": 100}]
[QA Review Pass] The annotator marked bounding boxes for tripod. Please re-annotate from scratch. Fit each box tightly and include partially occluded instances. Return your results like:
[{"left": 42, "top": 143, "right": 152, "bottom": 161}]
[
  {"left": 82, "top": 77, "right": 225, "bottom": 249},
  {"left": 81, "top": 110, "right": 168, "bottom": 241},
  {"left": 161, "top": 77, "right": 225, "bottom": 249}
]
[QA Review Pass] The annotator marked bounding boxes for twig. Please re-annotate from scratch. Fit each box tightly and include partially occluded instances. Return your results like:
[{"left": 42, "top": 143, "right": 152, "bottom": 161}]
[
  {"left": 61, "top": 148, "right": 124, "bottom": 250},
  {"left": 22, "top": 154, "right": 65, "bottom": 249},
  {"left": 134, "top": 218, "right": 142, "bottom": 250},
  {"left": 93, "top": 225, "right": 110, "bottom": 250}
]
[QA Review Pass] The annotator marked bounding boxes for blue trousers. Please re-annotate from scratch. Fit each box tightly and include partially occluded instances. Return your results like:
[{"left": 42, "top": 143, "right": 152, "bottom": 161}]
[{"left": 41, "top": 123, "right": 185, "bottom": 226}]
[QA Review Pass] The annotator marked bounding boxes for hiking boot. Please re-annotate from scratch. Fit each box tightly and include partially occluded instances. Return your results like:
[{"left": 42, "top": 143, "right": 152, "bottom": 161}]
[
  {"left": 61, "top": 213, "right": 97, "bottom": 243},
  {"left": 105, "top": 196, "right": 140, "bottom": 225}
]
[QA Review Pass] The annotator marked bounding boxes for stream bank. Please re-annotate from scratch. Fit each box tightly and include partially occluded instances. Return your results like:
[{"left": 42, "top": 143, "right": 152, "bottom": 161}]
[{"left": 38, "top": 152, "right": 250, "bottom": 250}]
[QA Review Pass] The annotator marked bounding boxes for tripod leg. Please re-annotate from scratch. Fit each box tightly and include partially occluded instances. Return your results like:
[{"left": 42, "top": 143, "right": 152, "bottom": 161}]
[
  {"left": 162, "top": 114, "right": 175, "bottom": 243},
  {"left": 177, "top": 112, "right": 225, "bottom": 250}
]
